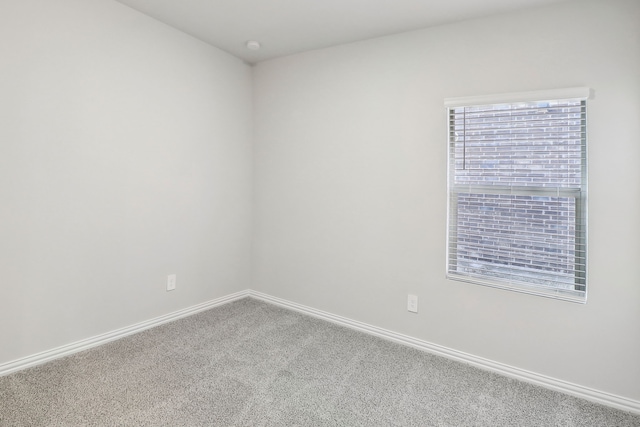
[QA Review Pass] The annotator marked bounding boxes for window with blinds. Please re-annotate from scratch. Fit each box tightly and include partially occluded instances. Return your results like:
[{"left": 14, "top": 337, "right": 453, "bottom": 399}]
[{"left": 445, "top": 88, "right": 589, "bottom": 302}]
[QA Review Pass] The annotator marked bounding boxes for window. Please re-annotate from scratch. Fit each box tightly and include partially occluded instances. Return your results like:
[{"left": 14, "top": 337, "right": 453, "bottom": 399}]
[{"left": 445, "top": 88, "right": 589, "bottom": 302}]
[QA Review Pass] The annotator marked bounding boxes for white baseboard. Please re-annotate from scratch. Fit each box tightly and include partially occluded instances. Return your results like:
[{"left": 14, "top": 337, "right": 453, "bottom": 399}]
[
  {"left": 0, "top": 290, "right": 249, "bottom": 377},
  {"left": 3, "top": 288, "right": 638, "bottom": 415},
  {"left": 248, "top": 290, "right": 640, "bottom": 415}
]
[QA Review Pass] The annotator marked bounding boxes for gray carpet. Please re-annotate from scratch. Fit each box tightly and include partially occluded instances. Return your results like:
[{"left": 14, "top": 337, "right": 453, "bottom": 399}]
[{"left": 1, "top": 298, "right": 639, "bottom": 426}]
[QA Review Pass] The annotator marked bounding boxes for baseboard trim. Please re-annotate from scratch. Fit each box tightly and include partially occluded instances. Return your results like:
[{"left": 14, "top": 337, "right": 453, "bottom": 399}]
[
  {"left": 0, "top": 290, "right": 249, "bottom": 377},
  {"left": 248, "top": 290, "right": 640, "bottom": 415},
  {"left": 3, "top": 288, "right": 638, "bottom": 415}
]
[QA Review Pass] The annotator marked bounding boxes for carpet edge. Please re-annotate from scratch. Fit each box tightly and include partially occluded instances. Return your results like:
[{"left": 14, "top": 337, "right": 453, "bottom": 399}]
[
  {"left": 247, "top": 289, "right": 640, "bottom": 416},
  {"left": 0, "top": 290, "right": 249, "bottom": 377}
]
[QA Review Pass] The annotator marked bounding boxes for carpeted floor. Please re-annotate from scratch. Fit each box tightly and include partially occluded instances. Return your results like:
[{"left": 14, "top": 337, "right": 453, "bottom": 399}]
[{"left": 1, "top": 297, "right": 639, "bottom": 426}]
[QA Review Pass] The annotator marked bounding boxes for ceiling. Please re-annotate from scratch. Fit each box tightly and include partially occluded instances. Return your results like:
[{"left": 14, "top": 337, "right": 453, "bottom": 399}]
[{"left": 114, "top": 0, "right": 572, "bottom": 64}]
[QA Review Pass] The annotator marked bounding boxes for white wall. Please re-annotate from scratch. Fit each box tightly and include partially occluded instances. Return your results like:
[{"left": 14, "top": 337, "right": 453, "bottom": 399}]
[
  {"left": 0, "top": 0, "right": 253, "bottom": 364},
  {"left": 252, "top": 0, "right": 640, "bottom": 401},
  {"left": 2, "top": 0, "right": 638, "bottom": 406}
]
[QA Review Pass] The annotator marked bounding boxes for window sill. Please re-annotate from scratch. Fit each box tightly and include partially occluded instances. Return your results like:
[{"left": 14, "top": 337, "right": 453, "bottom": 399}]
[{"left": 447, "top": 273, "right": 587, "bottom": 304}]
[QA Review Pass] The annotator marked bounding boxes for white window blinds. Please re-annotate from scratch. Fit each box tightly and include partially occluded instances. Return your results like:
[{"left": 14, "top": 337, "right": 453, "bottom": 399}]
[{"left": 446, "top": 89, "right": 589, "bottom": 302}]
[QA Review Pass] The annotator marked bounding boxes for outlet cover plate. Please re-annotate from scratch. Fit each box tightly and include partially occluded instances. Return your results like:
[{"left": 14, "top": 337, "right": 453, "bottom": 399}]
[
  {"left": 408, "top": 294, "right": 418, "bottom": 313},
  {"left": 167, "top": 274, "right": 176, "bottom": 291}
]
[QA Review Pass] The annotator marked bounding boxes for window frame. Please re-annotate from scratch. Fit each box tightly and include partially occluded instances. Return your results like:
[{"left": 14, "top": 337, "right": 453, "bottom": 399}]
[{"left": 444, "top": 88, "right": 591, "bottom": 303}]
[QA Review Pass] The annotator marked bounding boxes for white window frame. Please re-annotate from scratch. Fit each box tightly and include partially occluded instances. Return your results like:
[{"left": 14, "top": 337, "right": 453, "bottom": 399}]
[{"left": 445, "top": 87, "right": 591, "bottom": 303}]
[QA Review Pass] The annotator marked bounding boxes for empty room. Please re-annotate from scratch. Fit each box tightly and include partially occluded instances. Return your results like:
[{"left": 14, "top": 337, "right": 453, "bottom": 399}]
[{"left": 1, "top": 0, "right": 639, "bottom": 425}]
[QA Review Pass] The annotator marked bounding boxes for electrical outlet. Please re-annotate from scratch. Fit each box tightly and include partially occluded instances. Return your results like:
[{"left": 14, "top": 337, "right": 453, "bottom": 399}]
[
  {"left": 167, "top": 274, "right": 176, "bottom": 291},
  {"left": 407, "top": 294, "right": 418, "bottom": 313}
]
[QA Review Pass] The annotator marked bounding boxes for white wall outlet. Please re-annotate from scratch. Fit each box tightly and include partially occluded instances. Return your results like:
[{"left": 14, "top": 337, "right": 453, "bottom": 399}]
[
  {"left": 167, "top": 274, "right": 176, "bottom": 291},
  {"left": 407, "top": 294, "right": 418, "bottom": 313}
]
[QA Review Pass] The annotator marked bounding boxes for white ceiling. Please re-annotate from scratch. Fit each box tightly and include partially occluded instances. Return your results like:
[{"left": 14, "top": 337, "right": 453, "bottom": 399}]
[{"left": 114, "top": 0, "right": 571, "bottom": 64}]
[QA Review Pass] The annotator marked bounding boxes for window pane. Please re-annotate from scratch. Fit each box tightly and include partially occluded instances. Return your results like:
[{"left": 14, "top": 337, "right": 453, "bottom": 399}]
[
  {"left": 450, "top": 192, "right": 580, "bottom": 290},
  {"left": 450, "top": 101, "right": 584, "bottom": 188}
]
